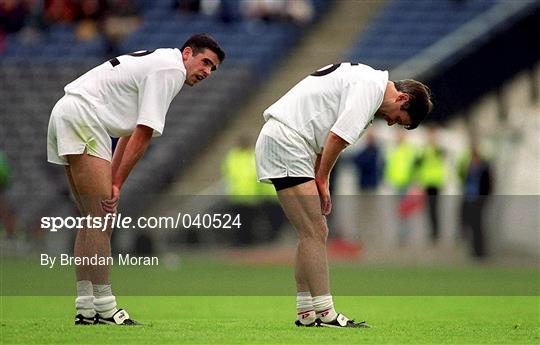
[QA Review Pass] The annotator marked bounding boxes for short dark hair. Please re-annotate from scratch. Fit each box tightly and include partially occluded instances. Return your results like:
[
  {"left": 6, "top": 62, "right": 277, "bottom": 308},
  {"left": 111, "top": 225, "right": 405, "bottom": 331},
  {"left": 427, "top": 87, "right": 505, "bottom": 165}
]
[
  {"left": 181, "top": 33, "right": 226, "bottom": 63},
  {"left": 394, "top": 79, "right": 433, "bottom": 130}
]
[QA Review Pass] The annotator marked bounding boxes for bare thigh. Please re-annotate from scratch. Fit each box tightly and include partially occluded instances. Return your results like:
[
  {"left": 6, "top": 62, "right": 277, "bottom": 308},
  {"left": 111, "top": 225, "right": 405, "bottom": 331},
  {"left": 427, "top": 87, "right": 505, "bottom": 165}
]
[
  {"left": 277, "top": 180, "right": 327, "bottom": 240},
  {"left": 66, "top": 152, "right": 111, "bottom": 216}
]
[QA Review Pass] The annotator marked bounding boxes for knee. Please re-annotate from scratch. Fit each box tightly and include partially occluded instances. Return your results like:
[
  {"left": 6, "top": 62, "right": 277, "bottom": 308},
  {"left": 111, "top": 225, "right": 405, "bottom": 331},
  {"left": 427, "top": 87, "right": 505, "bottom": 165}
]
[
  {"left": 84, "top": 227, "right": 112, "bottom": 240},
  {"left": 298, "top": 222, "right": 328, "bottom": 244},
  {"left": 79, "top": 195, "right": 110, "bottom": 217}
]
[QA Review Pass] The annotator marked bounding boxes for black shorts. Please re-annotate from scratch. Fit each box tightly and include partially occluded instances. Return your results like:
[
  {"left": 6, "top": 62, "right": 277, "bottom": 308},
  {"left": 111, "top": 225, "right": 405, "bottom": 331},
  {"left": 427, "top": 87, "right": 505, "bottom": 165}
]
[{"left": 270, "top": 177, "right": 313, "bottom": 191}]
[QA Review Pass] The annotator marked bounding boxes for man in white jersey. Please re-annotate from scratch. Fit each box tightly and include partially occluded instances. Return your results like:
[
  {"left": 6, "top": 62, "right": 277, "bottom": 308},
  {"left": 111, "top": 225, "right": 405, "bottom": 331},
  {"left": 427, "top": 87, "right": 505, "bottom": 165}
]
[
  {"left": 255, "top": 62, "right": 433, "bottom": 328},
  {"left": 47, "top": 34, "right": 225, "bottom": 325}
]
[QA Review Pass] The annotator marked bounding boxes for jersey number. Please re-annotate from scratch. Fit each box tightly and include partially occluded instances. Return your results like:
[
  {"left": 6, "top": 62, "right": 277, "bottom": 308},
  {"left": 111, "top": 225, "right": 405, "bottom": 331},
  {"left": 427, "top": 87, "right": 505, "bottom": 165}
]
[
  {"left": 109, "top": 50, "right": 155, "bottom": 67},
  {"left": 310, "top": 62, "right": 359, "bottom": 77}
]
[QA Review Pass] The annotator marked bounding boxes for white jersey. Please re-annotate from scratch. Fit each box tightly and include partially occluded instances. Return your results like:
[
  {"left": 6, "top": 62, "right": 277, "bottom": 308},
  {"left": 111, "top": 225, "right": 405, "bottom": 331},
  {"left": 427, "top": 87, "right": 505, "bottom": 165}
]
[
  {"left": 64, "top": 48, "right": 186, "bottom": 138},
  {"left": 263, "top": 63, "right": 388, "bottom": 153}
]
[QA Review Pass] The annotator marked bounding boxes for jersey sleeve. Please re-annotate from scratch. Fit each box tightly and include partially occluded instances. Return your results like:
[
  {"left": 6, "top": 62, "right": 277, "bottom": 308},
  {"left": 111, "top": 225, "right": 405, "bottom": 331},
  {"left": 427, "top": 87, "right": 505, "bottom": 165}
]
[
  {"left": 137, "top": 68, "right": 183, "bottom": 137},
  {"left": 331, "top": 80, "right": 382, "bottom": 145}
]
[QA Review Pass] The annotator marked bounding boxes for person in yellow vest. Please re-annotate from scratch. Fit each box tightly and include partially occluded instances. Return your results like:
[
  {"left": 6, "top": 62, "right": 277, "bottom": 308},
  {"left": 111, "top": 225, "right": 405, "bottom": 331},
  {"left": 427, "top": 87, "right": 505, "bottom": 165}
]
[
  {"left": 222, "top": 136, "right": 259, "bottom": 245},
  {"left": 416, "top": 127, "right": 446, "bottom": 244},
  {"left": 384, "top": 130, "right": 418, "bottom": 246},
  {"left": 223, "top": 136, "right": 284, "bottom": 244},
  {"left": 223, "top": 137, "right": 259, "bottom": 203}
]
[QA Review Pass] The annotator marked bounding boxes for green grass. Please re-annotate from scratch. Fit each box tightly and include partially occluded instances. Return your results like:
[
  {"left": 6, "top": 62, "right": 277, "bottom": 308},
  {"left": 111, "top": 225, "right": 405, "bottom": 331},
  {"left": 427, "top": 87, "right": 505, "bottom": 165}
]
[
  {"left": 1, "top": 296, "right": 538, "bottom": 344},
  {"left": 1, "top": 257, "right": 539, "bottom": 344},
  {"left": 2, "top": 257, "right": 539, "bottom": 295}
]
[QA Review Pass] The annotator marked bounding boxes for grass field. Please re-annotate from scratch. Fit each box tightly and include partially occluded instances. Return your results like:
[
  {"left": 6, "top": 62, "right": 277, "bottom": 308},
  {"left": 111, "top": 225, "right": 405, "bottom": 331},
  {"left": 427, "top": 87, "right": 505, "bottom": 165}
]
[
  {"left": 1, "top": 296, "right": 538, "bottom": 344},
  {"left": 1, "top": 257, "right": 539, "bottom": 344}
]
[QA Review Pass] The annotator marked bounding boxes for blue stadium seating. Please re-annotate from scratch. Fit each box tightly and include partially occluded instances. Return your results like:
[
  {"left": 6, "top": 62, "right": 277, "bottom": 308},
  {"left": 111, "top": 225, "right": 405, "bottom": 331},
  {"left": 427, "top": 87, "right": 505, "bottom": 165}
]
[{"left": 346, "top": 0, "right": 499, "bottom": 69}]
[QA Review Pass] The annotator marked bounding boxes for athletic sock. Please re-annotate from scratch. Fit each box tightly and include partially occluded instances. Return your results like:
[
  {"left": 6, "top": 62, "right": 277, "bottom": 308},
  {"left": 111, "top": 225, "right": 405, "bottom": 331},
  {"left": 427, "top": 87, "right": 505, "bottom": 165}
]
[
  {"left": 93, "top": 284, "right": 118, "bottom": 319},
  {"left": 296, "top": 292, "right": 316, "bottom": 325},
  {"left": 75, "top": 280, "right": 95, "bottom": 318},
  {"left": 313, "top": 294, "right": 338, "bottom": 323}
]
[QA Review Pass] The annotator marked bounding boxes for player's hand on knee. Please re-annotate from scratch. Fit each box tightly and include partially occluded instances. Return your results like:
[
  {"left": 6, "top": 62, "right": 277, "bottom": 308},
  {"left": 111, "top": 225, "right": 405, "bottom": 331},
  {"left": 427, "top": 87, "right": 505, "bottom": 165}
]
[
  {"left": 101, "top": 197, "right": 119, "bottom": 214},
  {"left": 101, "top": 185, "right": 120, "bottom": 214},
  {"left": 321, "top": 194, "right": 332, "bottom": 216},
  {"left": 315, "top": 177, "right": 332, "bottom": 216}
]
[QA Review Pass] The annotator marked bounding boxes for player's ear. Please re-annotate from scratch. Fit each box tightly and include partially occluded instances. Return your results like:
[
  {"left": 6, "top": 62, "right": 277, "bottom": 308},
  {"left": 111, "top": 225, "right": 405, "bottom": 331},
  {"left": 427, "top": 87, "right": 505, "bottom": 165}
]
[
  {"left": 396, "top": 92, "right": 409, "bottom": 103},
  {"left": 182, "top": 46, "right": 193, "bottom": 60},
  {"left": 396, "top": 93, "right": 410, "bottom": 109}
]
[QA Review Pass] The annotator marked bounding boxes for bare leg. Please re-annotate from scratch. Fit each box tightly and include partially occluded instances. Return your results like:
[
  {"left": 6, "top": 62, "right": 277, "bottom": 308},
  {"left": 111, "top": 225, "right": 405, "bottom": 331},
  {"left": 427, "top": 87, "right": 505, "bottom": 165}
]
[
  {"left": 66, "top": 152, "right": 112, "bottom": 285},
  {"left": 65, "top": 166, "right": 91, "bottom": 281},
  {"left": 277, "top": 180, "right": 366, "bottom": 327},
  {"left": 294, "top": 247, "right": 310, "bottom": 293},
  {"left": 65, "top": 166, "right": 83, "bottom": 215},
  {"left": 277, "top": 181, "right": 330, "bottom": 296}
]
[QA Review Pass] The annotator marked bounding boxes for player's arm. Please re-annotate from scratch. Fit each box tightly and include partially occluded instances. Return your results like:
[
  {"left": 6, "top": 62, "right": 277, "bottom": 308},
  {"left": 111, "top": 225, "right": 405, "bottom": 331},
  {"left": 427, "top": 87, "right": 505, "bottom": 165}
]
[
  {"left": 102, "top": 125, "right": 153, "bottom": 213},
  {"left": 315, "top": 131, "right": 349, "bottom": 216},
  {"left": 112, "top": 124, "right": 153, "bottom": 190},
  {"left": 111, "top": 135, "right": 131, "bottom": 180},
  {"left": 315, "top": 153, "right": 322, "bottom": 176}
]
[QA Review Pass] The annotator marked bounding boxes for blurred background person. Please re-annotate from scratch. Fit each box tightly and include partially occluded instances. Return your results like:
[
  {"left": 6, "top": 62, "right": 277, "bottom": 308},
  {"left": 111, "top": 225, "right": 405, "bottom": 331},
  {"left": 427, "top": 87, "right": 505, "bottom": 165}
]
[
  {"left": 384, "top": 130, "right": 419, "bottom": 247},
  {"left": 326, "top": 159, "right": 362, "bottom": 259},
  {"left": 353, "top": 129, "right": 384, "bottom": 194},
  {"left": 222, "top": 136, "right": 259, "bottom": 246},
  {"left": 351, "top": 128, "right": 383, "bottom": 246},
  {"left": 416, "top": 126, "right": 446, "bottom": 245},
  {"left": 458, "top": 142, "right": 493, "bottom": 259},
  {"left": 222, "top": 136, "right": 282, "bottom": 245}
]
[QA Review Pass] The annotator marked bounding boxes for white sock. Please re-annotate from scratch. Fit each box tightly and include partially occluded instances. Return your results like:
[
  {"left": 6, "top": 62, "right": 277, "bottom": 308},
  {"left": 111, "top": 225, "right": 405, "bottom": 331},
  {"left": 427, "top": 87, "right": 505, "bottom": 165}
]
[
  {"left": 313, "top": 294, "right": 338, "bottom": 323},
  {"left": 75, "top": 280, "right": 95, "bottom": 318},
  {"left": 296, "top": 292, "right": 316, "bottom": 325},
  {"left": 93, "top": 284, "right": 117, "bottom": 318}
]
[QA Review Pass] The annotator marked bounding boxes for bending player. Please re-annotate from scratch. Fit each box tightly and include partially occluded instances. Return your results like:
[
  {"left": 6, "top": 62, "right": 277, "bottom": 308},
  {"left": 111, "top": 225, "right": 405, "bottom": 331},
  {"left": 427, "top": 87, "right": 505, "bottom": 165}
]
[
  {"left": 47, "top": 34, "right": 225, "bottom": 325},
  {"left": 255, "top": 62, "right": 433, "bottom": 328}
]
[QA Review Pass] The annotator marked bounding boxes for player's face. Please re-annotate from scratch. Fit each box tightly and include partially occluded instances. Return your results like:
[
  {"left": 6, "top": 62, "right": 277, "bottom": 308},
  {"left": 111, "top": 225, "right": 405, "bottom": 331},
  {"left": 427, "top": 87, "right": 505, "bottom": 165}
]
[
  {"left": 384, "top": 110, "right": 411, "bottom": 127},
  {"left": 182, "top": 47, "right": 220, "bottom": 86},
  {"left": 384, "top": 93, "right": 412, "bottom": 127}
]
